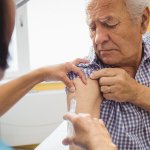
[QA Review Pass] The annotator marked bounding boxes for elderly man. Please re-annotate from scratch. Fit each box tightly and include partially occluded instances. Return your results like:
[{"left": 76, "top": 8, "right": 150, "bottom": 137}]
[{"left": 67, "top": 0, "right": 150, "bottom": 149}]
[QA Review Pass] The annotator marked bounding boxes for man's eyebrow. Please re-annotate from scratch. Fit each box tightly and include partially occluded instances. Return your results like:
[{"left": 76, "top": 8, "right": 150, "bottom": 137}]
[
  {"left": 87, "top": 16, "right": 120, "bottom": 26},
  {"left": 86, "top": 19, "right": 94, "bottom": 26},
  {"left": 98, "top": 16, "right": 119, "bottom": 23},
  {"left": 87, "top": 16, "right": 111, "bottom": 25},
  {"left": 98, "top": 16, "right": 111, "bottom": 22}
]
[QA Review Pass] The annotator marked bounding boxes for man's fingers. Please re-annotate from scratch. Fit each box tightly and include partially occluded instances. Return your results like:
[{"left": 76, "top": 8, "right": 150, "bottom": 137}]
[
  {"left": 101, "top": 86, "right": 112, "bottom": 94},
  {"left": 90, "top": 68, "right": 117, "bottom": 79},
  {"left": 103, "top": 93, "right": 115, "bottom": 100},
  {"left": 99, "top": 77, "right": 115, "bottom": 86}
]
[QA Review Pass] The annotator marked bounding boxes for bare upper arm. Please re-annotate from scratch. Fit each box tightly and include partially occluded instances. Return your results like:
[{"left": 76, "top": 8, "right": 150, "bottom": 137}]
[{"left": 67, "top": 77, "right": 102, "bottom": 118}]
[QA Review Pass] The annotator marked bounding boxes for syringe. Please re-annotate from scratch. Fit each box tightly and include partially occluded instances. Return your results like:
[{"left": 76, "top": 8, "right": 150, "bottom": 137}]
[{"left": 67, "top": 96, "right": 77, "bottom": 137}]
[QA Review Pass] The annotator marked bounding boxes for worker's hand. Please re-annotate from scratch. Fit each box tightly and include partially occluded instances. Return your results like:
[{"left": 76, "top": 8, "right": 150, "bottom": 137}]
[
  {"left": 43, "top": 58, "right": 89, "bottom": 92},
  {"left": 63, "top": 113, "right": 117, "bottom": 150},
  {"left": 90, "top": 68, "right": 141, "bottom": 103}
]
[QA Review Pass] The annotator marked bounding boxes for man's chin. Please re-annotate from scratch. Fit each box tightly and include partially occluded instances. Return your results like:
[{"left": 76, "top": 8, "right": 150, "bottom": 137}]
[{"left": 101, "top": 59, "right": 119, "bottom": 66}]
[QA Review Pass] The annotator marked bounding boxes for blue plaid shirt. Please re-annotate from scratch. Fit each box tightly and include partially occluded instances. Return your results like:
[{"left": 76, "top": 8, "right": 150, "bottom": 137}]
[{"left": 68, "top": 34, "right": 150, "bottom": 149}]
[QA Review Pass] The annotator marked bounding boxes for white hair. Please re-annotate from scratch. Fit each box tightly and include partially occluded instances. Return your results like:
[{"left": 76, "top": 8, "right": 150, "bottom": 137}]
[
  {"left": 86, "top": 0, "right": 149, "bottom": 21},
  {"left": 125, "top": 0, "right": 150, "bottom": 22}
]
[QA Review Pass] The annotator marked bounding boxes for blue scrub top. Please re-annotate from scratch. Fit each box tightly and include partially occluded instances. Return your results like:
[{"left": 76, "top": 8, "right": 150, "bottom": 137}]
[{"left": 0, "top": 140, "right": 13, "bottom": 150}]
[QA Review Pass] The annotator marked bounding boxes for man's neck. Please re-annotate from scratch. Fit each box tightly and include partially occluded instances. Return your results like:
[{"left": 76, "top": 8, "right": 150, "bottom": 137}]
[{"left": 120, "top": 66, "right": 137, "bottom": 78}]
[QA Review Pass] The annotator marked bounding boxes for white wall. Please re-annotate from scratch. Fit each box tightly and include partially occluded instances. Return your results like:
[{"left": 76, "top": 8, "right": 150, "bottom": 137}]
[{"left": 0, "top": 90, "right": 67, "bottom": 146}]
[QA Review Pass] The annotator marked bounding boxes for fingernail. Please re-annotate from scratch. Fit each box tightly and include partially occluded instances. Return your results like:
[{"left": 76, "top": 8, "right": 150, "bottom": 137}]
[
  {"left": 69, "top": 87, "right": 76, "bottom": 92},
  {"left": 90, "top": 73, "right": 94, "bottom": 78},
  {"left": 84, "top": 78, "right": 87, "bottom": 85},
  {"left": 84, "top": 80, "right": 87, "bottom": 85},
  {"left": 82, "top": 77, "right": 87, "bottom": 85}
]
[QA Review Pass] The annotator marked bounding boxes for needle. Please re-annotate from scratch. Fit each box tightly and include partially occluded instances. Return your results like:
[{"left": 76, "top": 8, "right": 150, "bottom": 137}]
[{"left": 67, "top": 96, "right": 77, "bottom": 137}]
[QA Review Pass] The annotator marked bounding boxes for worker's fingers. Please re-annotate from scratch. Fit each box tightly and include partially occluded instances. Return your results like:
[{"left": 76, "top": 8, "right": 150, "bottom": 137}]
[
  {"left": 90, "top": 68, "right": 117, "bottom": 79},
  {"left": 77, "top": 113, "right": 91, "bottom": 118},
  {"left": 72, "top": 58, "right": 89, "bottom": 84},
  {"left": 62, "top": 137, "right": 74, "bottom": 145},
  {"left": 61, "top": 75, "right": 76, "bottom": 92},
  {"left": 72, "top": 58, "right": 89, "bottom": 65},
  {"left": 66, "top": 62, "right": 87, "bottom": 85},
  {"left": 63, "top": 113, "right": 77, "bottom": 123}
]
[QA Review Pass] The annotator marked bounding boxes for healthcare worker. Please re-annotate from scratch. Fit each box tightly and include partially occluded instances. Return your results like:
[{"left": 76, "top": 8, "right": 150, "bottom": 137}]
[{"left": 0, "top": 0, "right": 87, "bottom": 149}]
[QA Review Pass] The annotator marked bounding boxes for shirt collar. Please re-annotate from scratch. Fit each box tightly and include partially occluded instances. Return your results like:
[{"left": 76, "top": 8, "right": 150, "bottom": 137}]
[{"left": 142, "top": 34, "right": 150, "bottom": 62}]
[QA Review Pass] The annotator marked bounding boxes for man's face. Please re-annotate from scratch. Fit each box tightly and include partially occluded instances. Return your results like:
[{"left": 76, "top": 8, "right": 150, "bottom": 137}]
[{"left": 87, "top": 0, "right": 145, "bottom": 67}]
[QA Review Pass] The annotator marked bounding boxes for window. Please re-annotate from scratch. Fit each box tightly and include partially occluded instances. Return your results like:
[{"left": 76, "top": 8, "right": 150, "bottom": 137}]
[
  {"left": 5, "top": 0, "right": 91, "bottom": 79},
  {"left": 6, "top": 27, "right": 18, "bottom": 75},
  {"left": 27, "top": 0, "right": 91, "bottom": 69},
  {"left": 4, "top": 2, "right": 30, "bottom": 79}
]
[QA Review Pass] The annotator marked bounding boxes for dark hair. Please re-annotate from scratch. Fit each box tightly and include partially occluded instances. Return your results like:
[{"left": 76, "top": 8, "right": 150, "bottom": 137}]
[{"left": 0, "top": 2, "right": 9, "bottom": 70}]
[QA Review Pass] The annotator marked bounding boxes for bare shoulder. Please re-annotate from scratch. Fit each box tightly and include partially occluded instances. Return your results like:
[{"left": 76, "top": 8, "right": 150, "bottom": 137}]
[{"left": 67, "top": 77, "right": 102, "bottom": 118}]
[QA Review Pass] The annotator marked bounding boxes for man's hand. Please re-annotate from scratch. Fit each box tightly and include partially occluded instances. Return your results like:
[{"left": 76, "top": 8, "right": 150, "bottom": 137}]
[
  {"left": 43, "top": 58, "right": 89, "bottom": 92},
  {"left": 63, "top": 113, "right": 117, "bottom": 150},
  {"left": 90, "top": 68, "right": 141, "bottom": 103}
]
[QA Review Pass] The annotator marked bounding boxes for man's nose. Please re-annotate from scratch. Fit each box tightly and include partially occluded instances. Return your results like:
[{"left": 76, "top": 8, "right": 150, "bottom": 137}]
[{"left": 94, "top": 27, "right": 110, "bottom": 45}]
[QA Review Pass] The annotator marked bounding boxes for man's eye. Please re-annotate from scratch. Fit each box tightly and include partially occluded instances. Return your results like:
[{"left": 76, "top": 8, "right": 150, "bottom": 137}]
[
  {"left": 102, "top": 22, "right": 119, "bottom": 29},
  {"left": 89, "top": 23, "right": 96, "bottom": 31},
  {"left": 89, "top": 25, "right": 96, "bottom": 31},
  {"left": 90, "top": 27, "right": 96, "bottom": 31}
]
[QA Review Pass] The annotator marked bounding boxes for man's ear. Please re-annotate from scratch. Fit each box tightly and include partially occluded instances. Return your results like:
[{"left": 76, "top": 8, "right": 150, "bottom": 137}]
[{"left": 141, "top": 7, "right": 150, "bottom": 34}]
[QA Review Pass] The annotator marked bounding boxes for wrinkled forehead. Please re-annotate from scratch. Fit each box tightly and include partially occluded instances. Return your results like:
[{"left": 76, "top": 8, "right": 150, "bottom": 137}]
[{"left": 86, "top": 0, "right": 127, "bottom": 21}]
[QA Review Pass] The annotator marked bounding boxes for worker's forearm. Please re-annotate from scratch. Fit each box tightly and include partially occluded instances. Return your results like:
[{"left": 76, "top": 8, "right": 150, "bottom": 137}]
[
  {"left": 133, "top": 84, "right": 150, "bottom": 111},
  {"left": 0, "top": 68, "right": 45, "bottom": 116}
]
